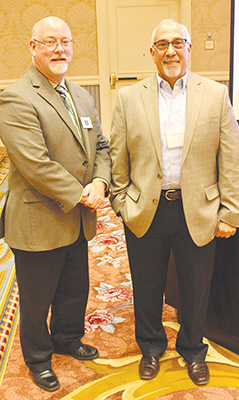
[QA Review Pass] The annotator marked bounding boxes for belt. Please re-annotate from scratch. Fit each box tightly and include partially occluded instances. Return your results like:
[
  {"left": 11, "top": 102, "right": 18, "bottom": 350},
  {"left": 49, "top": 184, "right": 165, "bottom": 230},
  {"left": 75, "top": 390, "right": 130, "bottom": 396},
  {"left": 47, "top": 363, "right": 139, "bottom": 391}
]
[{"left": 161, "top": 189, "right": 181, "bottom": 201}]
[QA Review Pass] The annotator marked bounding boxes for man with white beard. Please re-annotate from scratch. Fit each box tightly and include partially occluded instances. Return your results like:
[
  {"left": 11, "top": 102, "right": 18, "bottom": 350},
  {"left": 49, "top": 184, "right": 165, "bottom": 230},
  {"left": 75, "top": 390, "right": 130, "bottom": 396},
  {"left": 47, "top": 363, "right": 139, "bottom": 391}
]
[{"left": 0, "top": 16, "right": 111, "bottom": 392}]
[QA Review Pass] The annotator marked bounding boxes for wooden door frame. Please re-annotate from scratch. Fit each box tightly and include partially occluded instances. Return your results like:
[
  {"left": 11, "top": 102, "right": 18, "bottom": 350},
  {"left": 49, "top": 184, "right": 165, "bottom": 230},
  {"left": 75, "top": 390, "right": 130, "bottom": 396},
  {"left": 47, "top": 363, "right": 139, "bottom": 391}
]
[{"left": 96, "top": 0, "right": 191, "bottom": 137}]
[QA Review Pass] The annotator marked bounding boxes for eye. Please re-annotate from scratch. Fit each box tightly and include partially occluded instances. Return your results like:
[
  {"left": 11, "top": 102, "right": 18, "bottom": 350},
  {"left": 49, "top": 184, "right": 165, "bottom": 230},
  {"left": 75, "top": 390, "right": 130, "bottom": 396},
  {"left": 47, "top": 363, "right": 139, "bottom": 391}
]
[
  {"left": 173, "top": 39, "right": 185, "bottom": 48},
  {"left": 158, "top": 41, "right": 167, "bottom": 48},
  {"left": 45, "top": 39, "right": 56, "bottom": 45}
]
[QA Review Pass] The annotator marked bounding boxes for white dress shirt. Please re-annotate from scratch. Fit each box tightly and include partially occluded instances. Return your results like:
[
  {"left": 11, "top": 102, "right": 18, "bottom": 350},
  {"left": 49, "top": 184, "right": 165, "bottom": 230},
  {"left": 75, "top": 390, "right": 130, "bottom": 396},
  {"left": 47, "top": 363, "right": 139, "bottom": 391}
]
[{"left": 157, "top": 72, "right": 188, "bottom": 189}]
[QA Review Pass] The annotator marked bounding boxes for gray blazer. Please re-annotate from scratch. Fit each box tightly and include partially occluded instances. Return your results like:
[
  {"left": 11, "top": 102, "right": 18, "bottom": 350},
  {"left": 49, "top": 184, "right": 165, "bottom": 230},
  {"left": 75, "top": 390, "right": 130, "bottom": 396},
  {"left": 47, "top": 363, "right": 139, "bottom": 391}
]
[{"left": 0, "top": 64, "right": 111, "bottom": 251}]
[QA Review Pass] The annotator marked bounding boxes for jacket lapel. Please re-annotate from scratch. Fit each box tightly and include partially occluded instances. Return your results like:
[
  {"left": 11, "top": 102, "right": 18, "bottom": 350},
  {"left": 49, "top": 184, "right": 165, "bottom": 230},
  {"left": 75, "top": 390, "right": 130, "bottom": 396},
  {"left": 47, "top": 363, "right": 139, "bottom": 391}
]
[
  {"left": 28, "top": 65, "right": 87, "bottom": 154},
  {"left": 140, "top": 74, "right": 163, "bottom": 169},
  {"left": 182, "top": 72, "right": 204, "bottom": 166},
  {"left": 65, "top": 80, "right": 90, "bottom": 156}
]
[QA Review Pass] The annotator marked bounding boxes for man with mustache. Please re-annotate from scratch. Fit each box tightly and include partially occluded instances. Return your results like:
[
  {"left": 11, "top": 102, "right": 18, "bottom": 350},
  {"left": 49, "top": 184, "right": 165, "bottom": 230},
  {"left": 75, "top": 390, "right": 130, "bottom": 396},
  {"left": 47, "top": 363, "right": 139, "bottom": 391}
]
[
  {"left": 110, "top": 19, "right": 239, "bottom": 385},
  {"left": 0, "top": 16, "right": 111, "bottom": 391}
]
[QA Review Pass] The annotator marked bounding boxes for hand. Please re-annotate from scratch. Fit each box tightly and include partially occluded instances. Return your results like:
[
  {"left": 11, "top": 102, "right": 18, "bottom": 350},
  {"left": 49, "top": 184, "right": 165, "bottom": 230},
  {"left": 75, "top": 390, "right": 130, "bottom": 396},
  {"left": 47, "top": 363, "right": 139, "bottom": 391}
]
[
  {"left": 79, "top": 181, "right": 105, "bottom": 212},
  {"left": 215, "top": 221, "right": 237, "bottom": 239}
]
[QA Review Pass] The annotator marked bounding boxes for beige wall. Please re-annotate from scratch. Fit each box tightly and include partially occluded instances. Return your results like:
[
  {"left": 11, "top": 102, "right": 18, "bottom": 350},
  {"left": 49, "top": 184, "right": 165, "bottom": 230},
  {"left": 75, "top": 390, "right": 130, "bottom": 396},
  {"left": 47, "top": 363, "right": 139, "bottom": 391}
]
[
  {"left": 191, "top": 0, "right": 230, "bottom": 74},
  {"left": 0, "top": 0, "right": 231, "bottom": 81},
  {"left": 0, "top": 0, "right": 98, "bottom": 80}
]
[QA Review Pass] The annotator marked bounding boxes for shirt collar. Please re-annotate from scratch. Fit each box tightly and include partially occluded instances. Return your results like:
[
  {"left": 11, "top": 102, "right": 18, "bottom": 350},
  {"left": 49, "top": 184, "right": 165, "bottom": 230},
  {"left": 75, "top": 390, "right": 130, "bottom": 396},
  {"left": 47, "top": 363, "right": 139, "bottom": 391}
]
[
  {"left": 156, "top": 71, "right": 188, "bottom": 94},
  {"left": 50, "top": 78, "right": 67, "bottom": 90}
]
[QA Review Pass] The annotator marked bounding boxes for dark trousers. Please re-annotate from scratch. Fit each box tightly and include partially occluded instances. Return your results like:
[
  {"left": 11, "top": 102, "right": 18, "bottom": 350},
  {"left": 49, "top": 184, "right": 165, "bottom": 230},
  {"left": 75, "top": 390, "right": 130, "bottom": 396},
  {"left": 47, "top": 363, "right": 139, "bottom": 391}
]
[
  {"left": 124, "top": 196, "right": 216, "bottom": 363},
  {"left": 12, "top": 230, "right": 89, "bottom": 373}
]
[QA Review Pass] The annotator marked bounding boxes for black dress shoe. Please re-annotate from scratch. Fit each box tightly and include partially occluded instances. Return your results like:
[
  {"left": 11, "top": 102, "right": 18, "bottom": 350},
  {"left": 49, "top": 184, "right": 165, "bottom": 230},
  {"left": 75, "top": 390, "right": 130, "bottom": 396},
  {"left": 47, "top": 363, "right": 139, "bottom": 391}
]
[
  {"left": 32, "top": 368, "right": 59, "bottom": 392},
  {"left": 55, "top": 343, "right": 99, "bottom": 360},
  {"left": 188, "top": 362, "right": 210, "bottom": 385},
  {"left": 139, "top": 356, "right": 159, "bottom": 380}
]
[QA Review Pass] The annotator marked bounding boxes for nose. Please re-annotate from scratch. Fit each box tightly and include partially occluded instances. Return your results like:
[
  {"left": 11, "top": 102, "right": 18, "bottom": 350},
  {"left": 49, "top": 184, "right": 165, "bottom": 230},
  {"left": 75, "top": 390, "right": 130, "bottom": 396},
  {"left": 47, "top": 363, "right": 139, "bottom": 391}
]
[
  {"left": 166, "top": 43, "right": 176, "bottom": 56},
  {"left": 54, "top": 42, "right": 65, "bottom": 52}
]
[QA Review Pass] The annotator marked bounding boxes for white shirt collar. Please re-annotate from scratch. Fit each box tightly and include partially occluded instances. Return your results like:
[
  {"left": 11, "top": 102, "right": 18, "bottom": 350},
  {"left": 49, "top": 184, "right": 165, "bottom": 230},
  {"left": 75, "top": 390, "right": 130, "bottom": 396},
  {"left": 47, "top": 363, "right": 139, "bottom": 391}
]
[{"left": 156, "top": 71, "right": 188, "bottom": 94}]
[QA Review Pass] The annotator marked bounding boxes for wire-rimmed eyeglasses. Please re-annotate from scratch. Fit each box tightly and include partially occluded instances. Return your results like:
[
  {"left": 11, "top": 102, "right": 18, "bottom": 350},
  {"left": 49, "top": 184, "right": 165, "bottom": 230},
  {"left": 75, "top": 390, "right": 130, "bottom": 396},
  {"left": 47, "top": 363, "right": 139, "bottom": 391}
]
[{"left": 33, "top": 38, "right": 74, "bottom": 51}]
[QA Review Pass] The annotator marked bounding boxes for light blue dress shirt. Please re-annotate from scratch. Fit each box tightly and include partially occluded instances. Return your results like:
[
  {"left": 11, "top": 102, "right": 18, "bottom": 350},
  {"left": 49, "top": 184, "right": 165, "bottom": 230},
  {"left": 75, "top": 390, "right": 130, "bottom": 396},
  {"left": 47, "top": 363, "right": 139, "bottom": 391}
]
[{"left": 157, "top": 72, "right": 188, "bottom": 189}]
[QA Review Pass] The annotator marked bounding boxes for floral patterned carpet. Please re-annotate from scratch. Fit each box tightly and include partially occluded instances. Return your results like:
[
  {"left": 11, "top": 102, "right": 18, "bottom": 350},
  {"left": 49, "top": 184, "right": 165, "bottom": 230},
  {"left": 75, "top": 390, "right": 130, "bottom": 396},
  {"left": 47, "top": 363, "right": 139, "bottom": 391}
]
[
  {"left": 1, "top": 192, "right": 239, "bottom": 399},
  {"left": 0, "top": 155, "right": 19, "bottom": 386}
]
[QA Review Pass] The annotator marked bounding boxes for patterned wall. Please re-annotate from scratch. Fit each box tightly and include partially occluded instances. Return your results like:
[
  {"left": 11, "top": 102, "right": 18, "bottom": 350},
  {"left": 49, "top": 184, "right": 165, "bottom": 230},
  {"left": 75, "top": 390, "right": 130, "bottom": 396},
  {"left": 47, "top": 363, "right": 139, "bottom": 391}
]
[
  {"left": 0, "top": 0, "right": 98, "bottom": 80},
  {"left": 0, "top": 0, "right": 231, "bottom": 80},
  {"left": 191, "top": 0, "right": 230, "bottom": 73}
]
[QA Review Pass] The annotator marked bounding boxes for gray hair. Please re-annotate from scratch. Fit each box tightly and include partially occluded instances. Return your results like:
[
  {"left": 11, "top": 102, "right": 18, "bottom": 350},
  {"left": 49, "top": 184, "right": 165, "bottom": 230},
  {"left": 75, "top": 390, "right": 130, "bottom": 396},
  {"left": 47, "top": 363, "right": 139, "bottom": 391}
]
[{"left": 150, "top": 19, "right": 191, "bottom": 47}]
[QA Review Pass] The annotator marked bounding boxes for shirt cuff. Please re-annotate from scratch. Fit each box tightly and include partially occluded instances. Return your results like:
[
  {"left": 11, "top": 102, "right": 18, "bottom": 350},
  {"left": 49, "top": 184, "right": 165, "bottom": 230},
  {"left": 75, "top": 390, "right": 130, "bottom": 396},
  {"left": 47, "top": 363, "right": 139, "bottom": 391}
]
[{"left": 92, "top": 178, "right": 110, "bottom": 196}]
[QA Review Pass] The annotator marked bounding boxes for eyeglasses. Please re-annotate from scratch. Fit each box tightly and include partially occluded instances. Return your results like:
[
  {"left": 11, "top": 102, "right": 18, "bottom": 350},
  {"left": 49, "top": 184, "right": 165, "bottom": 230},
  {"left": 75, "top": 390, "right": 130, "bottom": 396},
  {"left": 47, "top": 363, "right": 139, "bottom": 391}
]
[
  {"left": 153, "top": 38, "right": 188, "bottom": 52},
  {"left": 33, "top": 38, "right": 74, "bottom": 51}
]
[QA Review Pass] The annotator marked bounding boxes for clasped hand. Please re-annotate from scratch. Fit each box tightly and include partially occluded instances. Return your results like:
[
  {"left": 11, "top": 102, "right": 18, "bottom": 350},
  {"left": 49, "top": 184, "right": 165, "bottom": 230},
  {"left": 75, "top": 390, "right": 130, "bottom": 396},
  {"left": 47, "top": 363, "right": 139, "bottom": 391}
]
[{"left": 79, "top": 181, "right": 105, "bottom": 212}]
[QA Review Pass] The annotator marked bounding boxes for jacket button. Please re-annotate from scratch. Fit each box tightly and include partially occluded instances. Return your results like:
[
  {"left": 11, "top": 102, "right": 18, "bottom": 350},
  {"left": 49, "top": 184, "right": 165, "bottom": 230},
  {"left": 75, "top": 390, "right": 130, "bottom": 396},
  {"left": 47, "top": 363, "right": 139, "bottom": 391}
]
[
  {"left": 157, "top": 174, "right": 162, "bottom": 179},
  {"left": 153, "top": 199, "right": 158, "bottom": 205},
  {"left": 82, "top": 160, "right": 88, "bottom": 166}
]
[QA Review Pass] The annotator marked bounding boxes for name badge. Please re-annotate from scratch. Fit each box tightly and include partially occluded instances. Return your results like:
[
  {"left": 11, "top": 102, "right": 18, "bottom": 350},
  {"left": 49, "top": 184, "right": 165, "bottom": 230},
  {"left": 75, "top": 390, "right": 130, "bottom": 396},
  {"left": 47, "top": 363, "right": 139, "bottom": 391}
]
[
  {"left": 80, "top": 117, "right": 93, "bottom": 129},
  {"left": 166, "top": 127, "right": 184, "bottom": 149}
]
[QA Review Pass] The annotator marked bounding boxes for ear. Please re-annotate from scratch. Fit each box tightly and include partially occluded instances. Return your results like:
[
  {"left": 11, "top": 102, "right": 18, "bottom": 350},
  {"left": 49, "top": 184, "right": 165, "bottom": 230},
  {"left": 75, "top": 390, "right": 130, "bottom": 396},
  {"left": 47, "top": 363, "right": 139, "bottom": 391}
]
[
  {"left": 150, "top": 47, "right": 156, "bottom": 63},
  {"left": 187, "top": 43, "right": 192, "bottom": 62},
  {"left": 29, "top": 39, "right": 37, "bottom": 56}
]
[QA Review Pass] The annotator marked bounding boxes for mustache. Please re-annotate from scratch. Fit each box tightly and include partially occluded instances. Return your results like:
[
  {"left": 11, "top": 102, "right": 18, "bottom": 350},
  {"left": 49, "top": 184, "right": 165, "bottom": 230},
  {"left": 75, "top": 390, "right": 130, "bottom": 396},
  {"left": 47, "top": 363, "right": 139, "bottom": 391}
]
[{"left": 163, "top": 57, "right": 180, "bottom": 62}]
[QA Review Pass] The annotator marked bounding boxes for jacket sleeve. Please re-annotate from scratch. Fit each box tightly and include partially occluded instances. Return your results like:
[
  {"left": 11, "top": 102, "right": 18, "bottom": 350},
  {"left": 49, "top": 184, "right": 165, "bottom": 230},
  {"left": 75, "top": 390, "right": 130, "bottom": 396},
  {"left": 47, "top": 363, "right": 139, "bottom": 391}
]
[
  {"left": 85, "top": 90, "right": 111, "bottom": 188},
  {"left": 110, "top": 90, "right": 130, "bottom": 215},
  {"left": 218, "top": 86, "right": 239, "bottom": 227}
]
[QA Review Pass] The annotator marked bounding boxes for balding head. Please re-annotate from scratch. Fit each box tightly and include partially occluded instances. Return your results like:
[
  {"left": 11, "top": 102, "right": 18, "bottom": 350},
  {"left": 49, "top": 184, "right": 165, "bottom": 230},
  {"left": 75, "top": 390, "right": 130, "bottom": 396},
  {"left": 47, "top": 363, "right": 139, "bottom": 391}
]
[
  {"left": 151, "top": 19, "right": 191, "bottom": 47},
  {"left": 32, "top": 17, "right": 71, "bottom": 41}
]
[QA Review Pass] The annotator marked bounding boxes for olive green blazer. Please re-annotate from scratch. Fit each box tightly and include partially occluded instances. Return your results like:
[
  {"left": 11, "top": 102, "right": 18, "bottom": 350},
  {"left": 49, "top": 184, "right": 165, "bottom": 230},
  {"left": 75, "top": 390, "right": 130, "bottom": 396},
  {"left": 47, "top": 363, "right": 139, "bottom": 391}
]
[{"left": 0, "top": 64, "right": 111, "bottom": 251}]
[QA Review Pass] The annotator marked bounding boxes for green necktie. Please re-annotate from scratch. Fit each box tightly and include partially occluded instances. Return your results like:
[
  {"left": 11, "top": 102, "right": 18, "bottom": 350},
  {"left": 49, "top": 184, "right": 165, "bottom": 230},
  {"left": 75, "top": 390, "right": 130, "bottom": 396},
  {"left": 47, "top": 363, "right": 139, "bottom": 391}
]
[
  {"left": 55, "top": 85, "right": 84, "bottom": 145},
  {"left": 55, "top": 85, "right": 79, "bottom": 130}
]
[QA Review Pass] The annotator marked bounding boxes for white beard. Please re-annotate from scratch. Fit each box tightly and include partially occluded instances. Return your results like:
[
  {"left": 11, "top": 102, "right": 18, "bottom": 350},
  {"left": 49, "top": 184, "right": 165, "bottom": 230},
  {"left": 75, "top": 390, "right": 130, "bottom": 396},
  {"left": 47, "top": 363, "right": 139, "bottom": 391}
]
[
  {"left": 49, "top": 62, "right": 68, "bottom": 76},
  {"left": 163, "top": 62, "right": 181, "bottom": 78}
]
